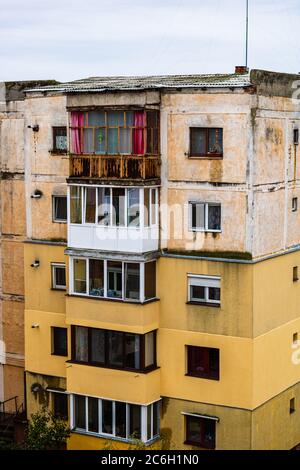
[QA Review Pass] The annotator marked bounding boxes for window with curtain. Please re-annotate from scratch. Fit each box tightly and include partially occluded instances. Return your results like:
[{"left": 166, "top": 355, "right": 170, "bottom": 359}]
[
  {"left": 70, "top": 110, "right": 159, "bottom": 155},
  {"left": 70, "top": 187, "right": 82, "bottom": 224},
  {"left": 75, "top": 327, "right": 88, "bottom": 362},
  {"left": 89, "top": 259, "right": 104, "bottom": 297}
]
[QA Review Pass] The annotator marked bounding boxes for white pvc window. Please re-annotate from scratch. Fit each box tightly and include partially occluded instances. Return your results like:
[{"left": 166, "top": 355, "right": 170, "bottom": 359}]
[
  {"left": 71, "top": 394, "right": 160, "bottom": 443},
  {"left": 69, "top": 185, "right": 158, "bottom": 228},
  {"left": 51, "top": 263, "right": 66, "bottom": 290},
  {"left": 188, "top": 202, "right": 221, "bottom": 232},
  {"left": 71, "top": 257, "right": 156, "bottom": 302},
  {"left": 188, "top": 274, "right": 221, "bottom": 305}
]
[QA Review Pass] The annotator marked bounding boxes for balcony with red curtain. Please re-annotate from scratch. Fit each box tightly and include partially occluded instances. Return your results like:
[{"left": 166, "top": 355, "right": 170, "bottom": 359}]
[{"left": 69, "top": 109, "right": 160, "bottom": 181}]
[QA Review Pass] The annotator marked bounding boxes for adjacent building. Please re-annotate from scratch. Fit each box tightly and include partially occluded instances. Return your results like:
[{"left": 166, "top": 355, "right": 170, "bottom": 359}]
[{"left": 3, "top": 68, "right": 300, "bottom": 449}]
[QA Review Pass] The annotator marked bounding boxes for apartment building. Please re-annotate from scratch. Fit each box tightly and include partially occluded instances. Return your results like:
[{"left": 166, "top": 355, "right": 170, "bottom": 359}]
[{"left": 20, "top": 68, "right": 300, "bottom": 449}]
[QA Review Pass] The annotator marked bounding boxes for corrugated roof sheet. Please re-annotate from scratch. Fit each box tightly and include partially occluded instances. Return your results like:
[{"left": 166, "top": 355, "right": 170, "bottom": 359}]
[{"left": 25, "top": 73, "right": 251, "bottom": 94}]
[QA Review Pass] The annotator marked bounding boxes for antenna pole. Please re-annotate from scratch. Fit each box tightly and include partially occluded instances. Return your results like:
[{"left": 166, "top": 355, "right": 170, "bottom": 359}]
[{"left": 245, "top": 0, "right": 249, "bottom": 67}]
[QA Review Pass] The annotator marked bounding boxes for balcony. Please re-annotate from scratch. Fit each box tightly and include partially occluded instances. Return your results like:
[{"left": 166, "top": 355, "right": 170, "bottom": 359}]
[
  {"left": 68, "top": 109, "right": 160, "bottom": 182},
  {"left": 69, "top": 154, "right": 160, "bottom": 181}
]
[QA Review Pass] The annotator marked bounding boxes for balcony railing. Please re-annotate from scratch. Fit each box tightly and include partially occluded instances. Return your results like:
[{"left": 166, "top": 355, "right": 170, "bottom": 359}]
[{"left": 69, "top": 154, "right": 161, "bottom": 180}]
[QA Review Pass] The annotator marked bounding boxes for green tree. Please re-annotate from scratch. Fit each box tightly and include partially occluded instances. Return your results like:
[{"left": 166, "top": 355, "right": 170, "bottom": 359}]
[{"left": 26, "top": 408, "right": 70, "bottom": 450}]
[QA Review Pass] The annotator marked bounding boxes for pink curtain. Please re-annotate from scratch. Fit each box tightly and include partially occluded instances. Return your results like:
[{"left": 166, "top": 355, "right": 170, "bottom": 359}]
[
  {"left": 71, "top": 112, "right": 84, "bottom": 154},
  {"left": 133, "top": 111, "right": 145, "bottom": 155}
]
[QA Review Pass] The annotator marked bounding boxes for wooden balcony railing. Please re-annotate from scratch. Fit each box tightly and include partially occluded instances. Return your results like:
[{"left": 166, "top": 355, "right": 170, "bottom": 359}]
[{"left": 69, "top": 154, "right": 161, "bottom": 180}]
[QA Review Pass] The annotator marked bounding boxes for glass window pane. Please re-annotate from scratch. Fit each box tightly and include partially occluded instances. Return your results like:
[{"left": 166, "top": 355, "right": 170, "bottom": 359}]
[
  {"left": 89, "top": 259, "right": 104, "bottom": 297},
  {"left": 120, "top": 128, "right": 131, "bottom": 154},
  {"left": 108, "top": 331, "right": 123, "bottom": 367},
  {"left": 129, "top": 405, "right": 141, "bottom": 439},
  {"left": 54, "top": 196, "right": 67, "bottom": 221},
  {"left": 208, "top": 205, "right": 221, "bottom": 230},
  {"left": 70, "top": 187, "right": 82, "bottom": 224},
  {"left": 127, "top": 188, "right": 140, "bottom": 227},
  {"left": 190, "top": 285, "right": 205, "bottom": 302},
  {"left": 186, "top": 416, "right": 201, "bottom": 444},
  {"left": 147, "top": 405, "right": 152, "bottom": 441},
  {"left": 108, "top": 128, "right": 118, "bottom": 154},
  {"left": 85, "top": 187, "right": 96, "bottom": 223},
  {"left": 83, "top": 128, "right": 93, "bottom": 153},
  {"left": 108, "top": 111, "right": 124, "bottom": 126},
  {"left": 90, "top": 329, "right": 105, "bottom": 364},
  {"left": 98, "top": 188, "right": 111, "bottom": 226},
  {"left": 209, "top": 348, "right": 220, "bottom": 379},
  {"left": 88, "top": 397, "right": 99, "bottom": 433},
  {"left": 74, "top": 327, "right": 88, "bottom": 362},
  {"left": 144, "top": 189, "right": 150, "bottom": 227},
  {"left": 208, "top": 128, "right": 223, "bottom": 154},
  {"left": 112, "top": 188, "right": 125, "bottom": 226},
  {"left": 54, "top": 266, "right": 66, "bottom": 288},
  {"left": 88, "top": 111, "right": 105, "bottom": 126},
  {"left": 150, "top": 189, "right": 157, "bottom": 225},
  {"left": 54, "top": 127, "right": 67, "bottom": 151},
  {"left": 74, "top": 395, "right": 86, "bottom": 429},
  {"left": 125, "top": 263, "right": 140, "bottom": 301},
  {"left": 107, "top": 261, "right": 122, "bottom": 299},
  {"left": 191, "top": 128, "right": 206, "bottom": 155},
  {"left": 144, "top": 332, "right": 155, "bottom": 368},
  {"left": 115, "top": 402, "right": 126, "bottom": 438},
  {"left": 52, "top": 327, "right": 67, "bottom": 356},
  {"left": 126, "top": 111, "right": 134, "bottom": 126},
  {"left": 102, "top": 400, "right": 113, "bottom": 434},
  {"left": 95, "top": 128, "right": 106, "bottom": 154},
  {"left": 144, "top": 261, "right": 156, "bottom": 300},
  {"left": 191, "top": 203, "right": 205, "bottom": 230},
  {"left": 208, "top": 287, "right": 220, "bottom": 302},
  {"left": 153, "top": 402, "right": 159, "bottom": 437},
  {"left": 124, "top": 334, "right": 140, "bottom": 370},
  {"left": 74, "top": 259, "right": 86, "bottom": 294},
  {"left": 53, "top": 393, "right": 68, "bottom": 419}
]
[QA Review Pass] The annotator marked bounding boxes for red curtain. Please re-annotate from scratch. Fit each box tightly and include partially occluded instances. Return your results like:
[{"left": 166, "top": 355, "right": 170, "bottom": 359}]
[
  {"left": 71, "top": 112, "right": 84, "bottom": 154},
  {"left": 133, "top": 111, "right": 145, "bottom": 155}
]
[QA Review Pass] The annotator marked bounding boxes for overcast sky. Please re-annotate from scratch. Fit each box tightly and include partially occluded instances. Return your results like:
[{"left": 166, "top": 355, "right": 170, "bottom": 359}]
[{"left": 0, "top": 0, "right": 299, "bottom": 82}]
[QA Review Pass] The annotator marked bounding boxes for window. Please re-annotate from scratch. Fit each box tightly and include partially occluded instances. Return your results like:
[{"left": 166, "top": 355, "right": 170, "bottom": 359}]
[
  {"left": 70, "top": 186, "right": 158, "bottom": 228},
  {"left": 70, "top": 110, "right": 159, "bottom": 155},
  {"left": 292, "top": 198, "right": 298, "bottom": 212},
  {"left": 53, "top": 393, "right": 68, "bottom": 420},
  {"left": 187, "top": 346, "right": 220, "bottom": 380},
  {"left": 72, "top": 326, "right": 156, "bottom": 372},
  {"left": 293, "top": 266, "right": 299, "bottom": 282},
  {"left": 52, "top": 127, "right": 67, "bottom": 153},
  {"left": 72, "top": 394, "right": 160, "bottom": 442},
  {"left": 293, "top": 333, "right": 298, "bottom": 345},
  {"left": 52, "top": 196, "right": 67, "bottom": 222},
  {"left": 189, "top": 202, "right": 221, "bottom": 232},
  {"left": 294, "top": 129, "right": 299, "bottom": 145},
  {"left": 290, "top": 398, "right": 296, "bottom": 414},
  {"left": 71, "top": 258, "right": 156, "bottom": 302},
  {"left": 51, "top": 327, "right": 68, "bottom": 356},
  {"left": 190, "top": 128, "right": 223, "bottom": 158},
  {"left": 188, "top": 275, "right": 221, "bottom": 306},
  {"left": 185, "top": 415, "right": 216, "bottom": 449},
  {"left": 51, "top": 263, "right": 66, "bottom": 290}
]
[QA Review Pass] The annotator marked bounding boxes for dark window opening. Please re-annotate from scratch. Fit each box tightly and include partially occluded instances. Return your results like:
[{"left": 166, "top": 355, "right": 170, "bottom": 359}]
[
  {"left": 294, "top": 129, "right": 299, "bottom": 145},
  {"left": 293, "top": 266, "right": 299, "bottom": 282},
  {"left": 187, "top": 346, "right": 220, "bottom": 380},
  {"left": 292, "top": 197, "right": 298, "bottom": 212},
  {"left": 290, "top": 398, "right": 296, "bottom": 414},
  {"left": 53, "top": 196, "right": 67, "bottom": 222},
  {"left": 72, "top": 326, "right": 156, "bottom": 372},
  {"left": 51, "top": 327, "right": 68, "bottom": 356},
  {"left": 190, "top": 128, "right": 223, "bottom": 158},
  {"left": 53, "top": 393, "right": 68, "bottom": 420},
  {"left": 185, "top": 415, "right": 216, "bottom": 449}
]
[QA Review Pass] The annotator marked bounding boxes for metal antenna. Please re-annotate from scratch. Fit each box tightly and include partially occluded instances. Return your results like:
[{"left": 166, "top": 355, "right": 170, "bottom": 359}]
[{"left": 245, "top": 0, "right": 249, "bottom": 67}]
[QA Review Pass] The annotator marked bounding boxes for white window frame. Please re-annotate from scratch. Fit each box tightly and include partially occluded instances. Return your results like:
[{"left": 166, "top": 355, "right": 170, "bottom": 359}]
[
  {"left": 70, "top": 394, "right": 160, "bottom": 443},
  {"left": 292, "top": 197, "right": 298, "bottom": 212},
  {"left": 69, "top": 184, "right": 159, "bottom": 229},
  {"left": 70, "top": 257, "right": 156, "bottom": 303},
  {"left": 188, "top": 274, "right": 221, "bottom": 305},
  {"left": 188, "top": 201, "right": 221, "bottom": 233},
  {"left": 52, "top": 195, "right": 67, "bottom": 223},
  {"left": 51, "top": 263, "right": 66, "bottom": 290}
]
